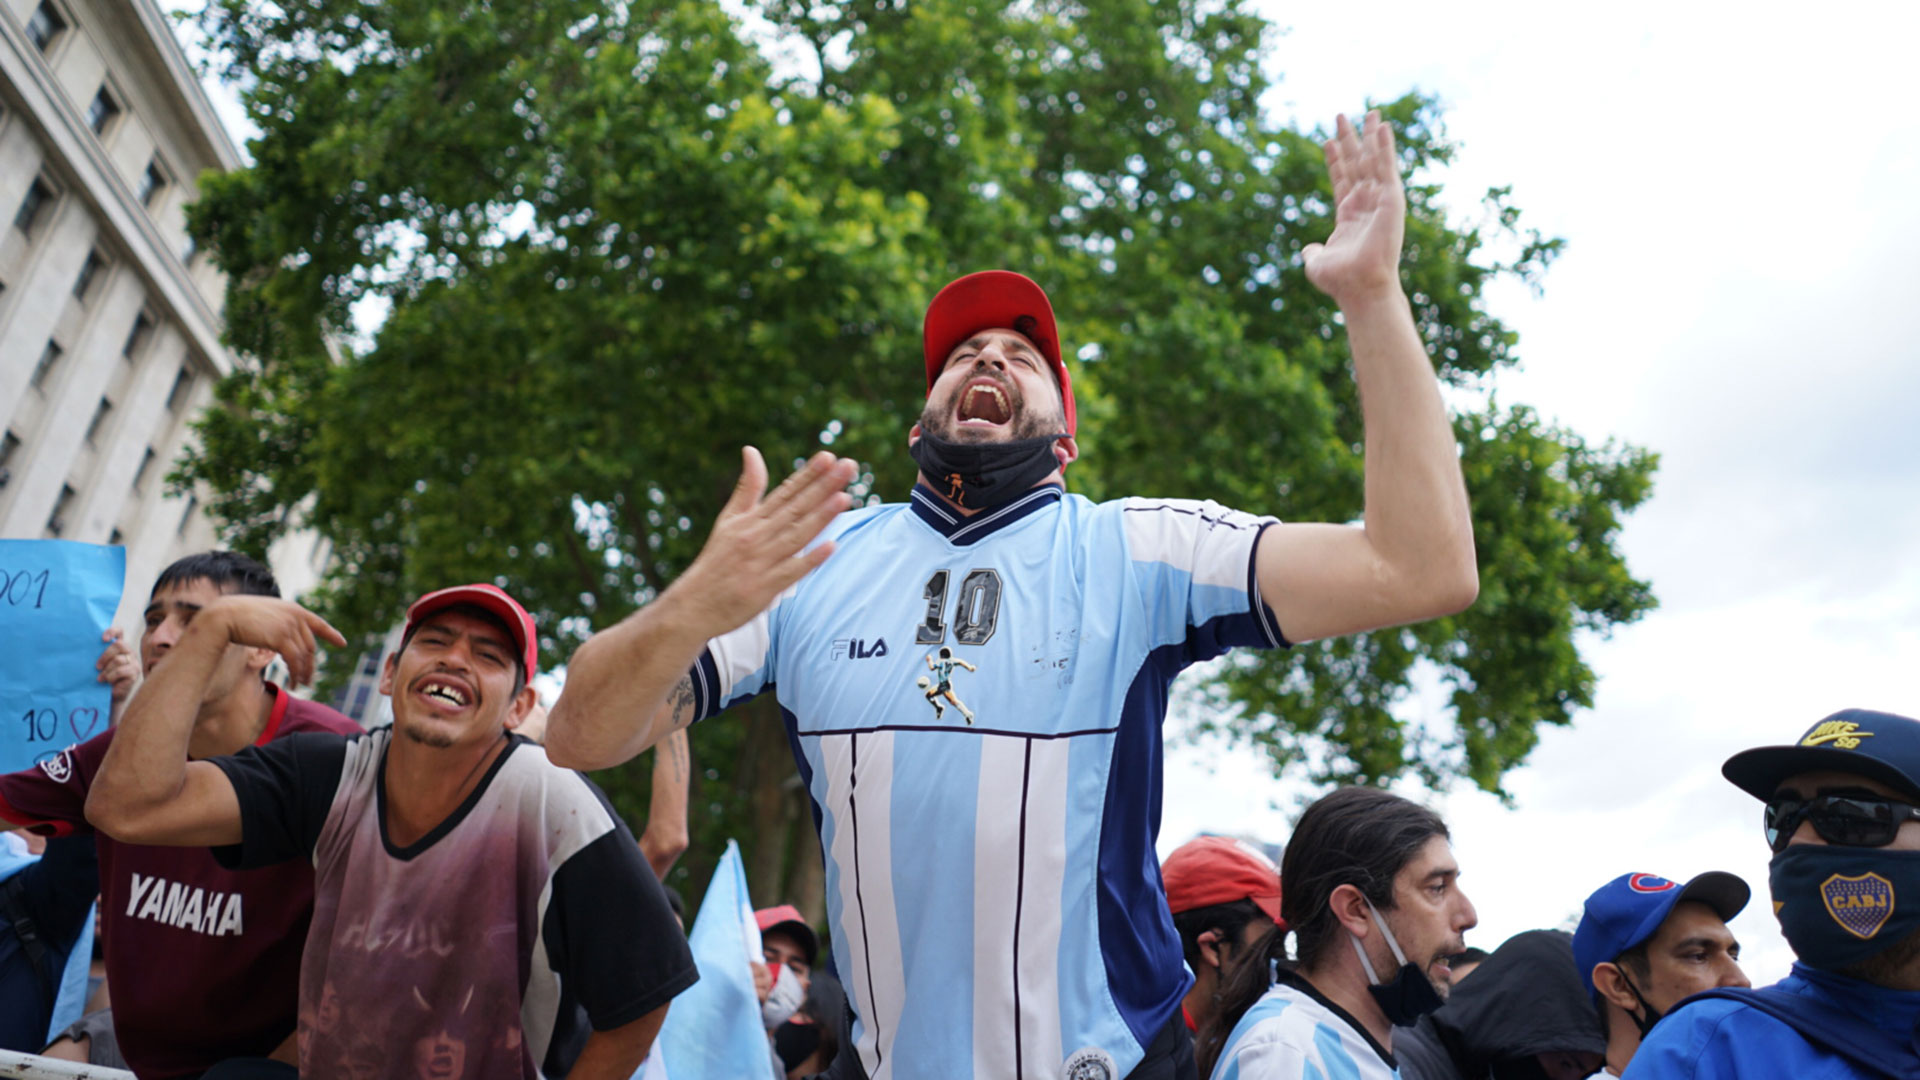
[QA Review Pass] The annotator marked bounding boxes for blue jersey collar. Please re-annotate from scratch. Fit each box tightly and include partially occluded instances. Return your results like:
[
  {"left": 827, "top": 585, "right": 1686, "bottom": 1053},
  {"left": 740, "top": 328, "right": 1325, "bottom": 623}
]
[{"left": 909, "top": 482, "right": 1063, "bottom": 545}]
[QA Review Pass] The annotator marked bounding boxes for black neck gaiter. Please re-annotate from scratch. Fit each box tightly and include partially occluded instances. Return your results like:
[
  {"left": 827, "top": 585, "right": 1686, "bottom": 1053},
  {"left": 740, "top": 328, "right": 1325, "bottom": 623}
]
[{"left": 910, "top": 430, "right": 1067, "bottom": 511}]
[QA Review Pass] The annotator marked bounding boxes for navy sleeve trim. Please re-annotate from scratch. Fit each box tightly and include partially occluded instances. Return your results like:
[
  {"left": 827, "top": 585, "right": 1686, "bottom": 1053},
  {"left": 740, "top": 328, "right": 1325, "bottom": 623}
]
[
  {"left": 690, "top": 649, "right": 721, "bottom": 725},
  {"left": 1248, "top": 521, "right": 1289, "bottom": 649}
]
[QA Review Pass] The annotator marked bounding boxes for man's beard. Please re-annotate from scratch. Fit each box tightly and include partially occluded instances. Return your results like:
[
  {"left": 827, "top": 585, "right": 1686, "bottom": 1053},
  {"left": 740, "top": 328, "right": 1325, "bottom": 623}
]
[{"left": 398, "top": 719, "right": 457, "bottom": 748}]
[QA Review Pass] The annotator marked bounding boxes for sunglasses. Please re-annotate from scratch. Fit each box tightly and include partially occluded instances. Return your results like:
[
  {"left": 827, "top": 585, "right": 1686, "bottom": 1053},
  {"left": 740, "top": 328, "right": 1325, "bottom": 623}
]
[{"left": 1763, "top": 793, "right": 1920, "bottom": 853}]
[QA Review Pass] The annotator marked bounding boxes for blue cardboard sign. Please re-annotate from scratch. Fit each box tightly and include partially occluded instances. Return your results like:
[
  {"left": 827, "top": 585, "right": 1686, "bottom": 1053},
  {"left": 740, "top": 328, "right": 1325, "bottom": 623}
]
[{"left": 0, "top": 541, "right": 126, "bottom": 772}]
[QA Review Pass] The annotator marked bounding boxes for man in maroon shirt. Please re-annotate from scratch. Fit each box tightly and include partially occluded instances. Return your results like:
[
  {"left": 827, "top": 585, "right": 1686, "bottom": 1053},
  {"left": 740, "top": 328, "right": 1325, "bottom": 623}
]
[{"left": 0, "top": 552, "right": 359, "bottom": 1079}]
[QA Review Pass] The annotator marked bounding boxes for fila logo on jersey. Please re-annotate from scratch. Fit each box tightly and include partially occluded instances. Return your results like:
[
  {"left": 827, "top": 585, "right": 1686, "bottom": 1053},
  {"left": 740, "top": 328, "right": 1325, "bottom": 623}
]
[
  {"left": 830, "top": 637, "right": 889, "bottom": 660},
  {"left": 125, "top": 873, "right": 245, "bottom": 936}
]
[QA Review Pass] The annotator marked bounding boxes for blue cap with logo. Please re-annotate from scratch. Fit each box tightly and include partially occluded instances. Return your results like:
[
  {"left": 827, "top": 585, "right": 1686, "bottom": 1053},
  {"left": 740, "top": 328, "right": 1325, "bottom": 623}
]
[
  {"left": 1722, "top": 708, "right": 1920, "bottom": 803},
  {"left": 1572, "top": 871, "right": 1750, "bottom": 1003}
]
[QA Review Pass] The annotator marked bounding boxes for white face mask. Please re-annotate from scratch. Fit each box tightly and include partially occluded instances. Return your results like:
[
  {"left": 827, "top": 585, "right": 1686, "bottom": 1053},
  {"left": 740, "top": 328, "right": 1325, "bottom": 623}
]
[{"left": 762, "top": 962, "right": 806, "bottom": 1029}]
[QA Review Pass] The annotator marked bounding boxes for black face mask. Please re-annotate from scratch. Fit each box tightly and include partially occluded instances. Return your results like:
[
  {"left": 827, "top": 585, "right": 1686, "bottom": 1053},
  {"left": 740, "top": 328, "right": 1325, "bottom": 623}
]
[
  {"left": 1771, "top": 844, "right": 1920, "bottom": 972},
  {"left": 773, "top": 1018, "right": 822, "bottom": 1072},
  {"left": 1616, "top": 967, "right": 1663, "bottom": 1037},
  {"left": 1349, "top": 900, "right": 1447, "bottom": 1027},
  {"left": 909, "top": 430, "right": 1067, "bottom": 512}
]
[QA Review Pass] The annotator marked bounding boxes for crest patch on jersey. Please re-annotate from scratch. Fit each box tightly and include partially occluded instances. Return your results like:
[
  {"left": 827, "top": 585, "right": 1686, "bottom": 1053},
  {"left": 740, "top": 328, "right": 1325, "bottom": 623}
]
[{"left": 1063, "top": 1047, "right": 1116, "bottom": 1080}]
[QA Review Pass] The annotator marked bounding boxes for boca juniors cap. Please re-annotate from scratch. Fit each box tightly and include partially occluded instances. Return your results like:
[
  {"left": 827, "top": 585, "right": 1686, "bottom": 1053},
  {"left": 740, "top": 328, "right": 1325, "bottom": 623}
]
[
  {"left": 1722, "top": 709, "right": 1920, "bottom": 803},
  {"left": 404, "top": 583, "right": 539, "bottom": 679},
  {"left": 1161, "top": 835, "right": 1286, "bottom": 928},
  {"left": 1572, "top": 871, "right": 1750, "bottom": 1002},
  {"left": 922, "top": 270, "right": 1076, "bottom": 435}
]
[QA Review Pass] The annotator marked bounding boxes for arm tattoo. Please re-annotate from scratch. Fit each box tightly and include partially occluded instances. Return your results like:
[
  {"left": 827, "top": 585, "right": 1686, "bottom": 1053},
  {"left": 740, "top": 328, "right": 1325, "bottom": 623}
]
[
  {"left": 666, "top": 731, "right": 689, "bottom": 781},
  {"left": 668, "top": 675, "right": 697, "bottom": 731}
]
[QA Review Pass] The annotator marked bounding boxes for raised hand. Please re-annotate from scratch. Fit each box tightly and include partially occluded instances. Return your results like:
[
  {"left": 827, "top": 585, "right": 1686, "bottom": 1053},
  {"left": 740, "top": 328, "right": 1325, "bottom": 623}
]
[
  {"left": 673, "top": 448, "right": 858, "bottom": 636},
  {"left": 1303, "top": 110, "right": 1407, "bottom": 306},
  {"left": 96, "top": 628, "right": 139, "bottom": 704},
  {"left": 200, "top": 596, "right": 347, "bottom": 687}
]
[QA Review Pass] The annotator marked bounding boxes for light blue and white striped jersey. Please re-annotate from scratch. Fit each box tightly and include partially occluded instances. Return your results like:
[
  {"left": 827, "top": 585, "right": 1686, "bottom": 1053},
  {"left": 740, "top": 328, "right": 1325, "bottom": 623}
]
[
  {"left": 685, "top": 482, "right": 1284, "bottom": 1079},
  {"left": 1210, "top": 975, "right": 1400, "bottom": 1080}
]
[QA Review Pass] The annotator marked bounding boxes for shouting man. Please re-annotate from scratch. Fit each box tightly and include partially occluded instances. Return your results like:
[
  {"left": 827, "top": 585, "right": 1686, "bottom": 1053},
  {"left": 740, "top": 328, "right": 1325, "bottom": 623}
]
[{"left": 547, "top": 111, "right": 1478, "bottom": 1078}]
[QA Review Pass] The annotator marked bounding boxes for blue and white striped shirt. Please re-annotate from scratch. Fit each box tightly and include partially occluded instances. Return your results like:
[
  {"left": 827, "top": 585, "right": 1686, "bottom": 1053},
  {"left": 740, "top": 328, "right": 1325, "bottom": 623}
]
[
  {"left": 1211, "top": 975, "right": 1400, "bottom": 1080},
  {"left": 686, "top": 482, "right": 1283, "bottom": 1078}
]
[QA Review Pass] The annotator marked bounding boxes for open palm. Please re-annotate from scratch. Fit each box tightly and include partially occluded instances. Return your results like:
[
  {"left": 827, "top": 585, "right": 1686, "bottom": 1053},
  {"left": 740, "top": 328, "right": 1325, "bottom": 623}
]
[{"left": 1303, "top": 110, "right": 1407, "bottom": 305}]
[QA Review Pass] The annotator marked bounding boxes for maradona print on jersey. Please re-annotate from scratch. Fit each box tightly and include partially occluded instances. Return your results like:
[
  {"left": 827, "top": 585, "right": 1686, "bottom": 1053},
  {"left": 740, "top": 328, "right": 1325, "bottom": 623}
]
[
  {"left": 681, "top": 482, "right": 1284, "bottom": 1079},
  {"left": 1211, "top": 973, "right": 1400, "bottom": 1080}
]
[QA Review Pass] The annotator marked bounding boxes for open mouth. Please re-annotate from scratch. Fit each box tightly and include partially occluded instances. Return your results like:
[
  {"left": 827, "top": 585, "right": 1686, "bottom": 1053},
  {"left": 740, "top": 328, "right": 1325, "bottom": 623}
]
[
  {"left": 956, "top": 378, "right": 1013, "bottom": 427},
  {"left": 414, "top": 677, "right": 473, "bottom": 710}
]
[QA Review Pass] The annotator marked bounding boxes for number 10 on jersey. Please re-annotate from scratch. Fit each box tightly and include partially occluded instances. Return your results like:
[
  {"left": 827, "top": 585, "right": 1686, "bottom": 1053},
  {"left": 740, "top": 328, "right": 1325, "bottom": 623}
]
[{"left": 915, "top": 569, "right": 1003, "bottom": 647}]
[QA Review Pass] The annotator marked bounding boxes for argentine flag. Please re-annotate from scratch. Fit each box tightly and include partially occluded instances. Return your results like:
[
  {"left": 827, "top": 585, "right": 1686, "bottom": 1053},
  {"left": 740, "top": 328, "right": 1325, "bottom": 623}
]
[{"left": 653, "top": 839, "right": 777, "bottom": 1080}]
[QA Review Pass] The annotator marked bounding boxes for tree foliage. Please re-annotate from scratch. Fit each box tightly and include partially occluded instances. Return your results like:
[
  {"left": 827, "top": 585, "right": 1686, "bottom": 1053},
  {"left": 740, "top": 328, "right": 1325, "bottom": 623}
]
[{"left": 177, "top": 0, "right": 1655, "bottom": 908}]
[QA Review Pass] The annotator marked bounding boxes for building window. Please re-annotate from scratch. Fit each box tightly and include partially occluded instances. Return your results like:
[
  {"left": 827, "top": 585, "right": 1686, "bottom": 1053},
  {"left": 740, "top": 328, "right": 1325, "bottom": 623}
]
[
  {"left": 177, "top": 494, "right": 198, "bottom": 536},
  {"left": 13, "top": 178, "right": 54, "bottom": 237},
  {"left": 165, "top": 367, "right": 193, "bottom": 412},
  {"left": 85, "top": 86, "right": 119, "bottom": 135},
  {"left": 31, "top": 342, "right": 62, "bottom": 389},
  {"left": 46, "top": 484, "right": 75, "bottom": 538},
  {"left": 132, "top": 447, "right": 156, "bottom": 492},
  {"left": 0, "top": 431, "right": 20, "bottom": 489},
  {"left": 136, "top": 160, "right": 167, "bottom": 208},
  {"left": 73, "top": 250, "right": 104, "bottom": 300},
  {"left": 123, "top": 312, "right": 154, "bottom": 358},
  {"left": 25, "top": 3, "right": 65, "bottom": 52},
  {"left": 84, "top": 398, "right": 112, "bottom": 445},
  {"left": 180, "top": 235, "right": 197, "bottom": 266}
]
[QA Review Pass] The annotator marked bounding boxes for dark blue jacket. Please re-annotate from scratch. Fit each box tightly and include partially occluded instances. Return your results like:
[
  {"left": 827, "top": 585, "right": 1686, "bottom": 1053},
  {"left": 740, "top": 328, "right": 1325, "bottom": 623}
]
[
  {"left": 1622, "top": 963, "right": 1920, "bottom": 1080},
  {"left": 0, "top": 835, "right": 98, "bottom": 1051}
]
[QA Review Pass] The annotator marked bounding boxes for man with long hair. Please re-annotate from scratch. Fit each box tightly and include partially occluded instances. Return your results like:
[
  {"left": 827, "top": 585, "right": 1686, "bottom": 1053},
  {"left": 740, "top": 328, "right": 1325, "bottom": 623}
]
[{"left": 1199, "top": 787, "right": 1476, "bottom": 1079}]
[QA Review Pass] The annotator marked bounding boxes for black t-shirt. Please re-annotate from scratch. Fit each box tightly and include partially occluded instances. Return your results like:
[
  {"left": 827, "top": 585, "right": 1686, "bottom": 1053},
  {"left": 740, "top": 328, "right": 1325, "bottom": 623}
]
[{"left": 212, "top": 728, "right": 696, "bottom": 1078}]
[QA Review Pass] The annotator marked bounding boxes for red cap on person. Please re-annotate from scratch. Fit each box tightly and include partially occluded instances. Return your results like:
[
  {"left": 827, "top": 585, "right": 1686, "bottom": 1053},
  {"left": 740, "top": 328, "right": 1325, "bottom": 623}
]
[
  {"left": 922, "top": 270, "right": 1076, "bottom": 435},
  {"left": 404, "top": 583, "right": 538, "bottom": 680},
  {"left": 755, "top": 904, "right": 820, "bottom": 966},
  {"left": 1161, "top": 835, "right": 1286, "bottom": 928}
]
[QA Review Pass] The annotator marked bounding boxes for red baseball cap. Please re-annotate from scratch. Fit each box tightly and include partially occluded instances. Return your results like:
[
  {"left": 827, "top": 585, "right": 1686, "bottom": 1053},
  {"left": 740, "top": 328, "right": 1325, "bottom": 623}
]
[
  {"left": 755, "top": 904, "right": 819, "bottom": 965},
  {"left": 1161, "top": 835, "right": 1286, "bottom": 928},
  {"left": 404, "top": 583, "right": 538, "bottom": 679},
  {"left": 922, "top": 270, "right": 1076, "bottom": 435}
]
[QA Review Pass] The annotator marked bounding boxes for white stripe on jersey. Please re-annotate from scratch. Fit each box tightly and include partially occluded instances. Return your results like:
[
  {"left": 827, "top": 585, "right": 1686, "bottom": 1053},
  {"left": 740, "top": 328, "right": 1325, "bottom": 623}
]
[
  {"left": 1119, "top": 499, "right": 1271, "bottom": 589},
  {"left": 971, "top": 736, "right": 1071, "bottom": 1076},
  {"left": 822, "top": 731, "right": 907, "bottom": 1078}
]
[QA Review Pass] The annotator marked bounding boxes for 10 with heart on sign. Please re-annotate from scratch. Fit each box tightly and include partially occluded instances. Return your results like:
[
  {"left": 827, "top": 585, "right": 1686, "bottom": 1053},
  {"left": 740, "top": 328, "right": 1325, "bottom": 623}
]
[{"left": 0, "top": 541, "right": 126, "bottom": 772}]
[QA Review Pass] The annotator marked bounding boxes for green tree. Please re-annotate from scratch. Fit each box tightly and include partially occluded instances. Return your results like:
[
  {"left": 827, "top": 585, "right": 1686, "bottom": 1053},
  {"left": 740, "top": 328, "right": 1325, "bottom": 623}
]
[{"left": 178, "top": 0, "right": 1654, "bottom": 911}]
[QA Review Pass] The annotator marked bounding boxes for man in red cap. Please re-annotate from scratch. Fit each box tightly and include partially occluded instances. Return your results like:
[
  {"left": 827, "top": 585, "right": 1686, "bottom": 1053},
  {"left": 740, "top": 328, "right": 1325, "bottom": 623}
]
[
  {"left": 551, "top": 109, "right": 1479, "bottom": 1079},
  {"left": 86, "top": 584, "right": 695, "bottom": 1079},
  {"left": 1162, "top": 837, "right": 1285, "bottom": 1038}
]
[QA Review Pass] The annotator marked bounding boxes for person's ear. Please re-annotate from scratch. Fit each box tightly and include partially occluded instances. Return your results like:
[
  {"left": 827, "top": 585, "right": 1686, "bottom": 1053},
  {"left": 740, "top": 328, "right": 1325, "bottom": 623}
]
[
  {"left": 505, "top": 684, "right": 538, "bottom": 730},
  {"left": 377, "top": 651, "right": 398, "bottom": 697},
  {"left": 1329, "top": 883, "right": 1373, "bottom": 940},
  {"left": 1053, "top": 435, "right": 1079, "bottom": 471},
  {"left": 244, "top": 645, "right": 277, "bottom": 675},
  {"left": 1592, "top": 961, "right": 1639, "bottom": 1014},
  {"left": 1196, "top": 928, "right": 1226, "bottom": 971}
]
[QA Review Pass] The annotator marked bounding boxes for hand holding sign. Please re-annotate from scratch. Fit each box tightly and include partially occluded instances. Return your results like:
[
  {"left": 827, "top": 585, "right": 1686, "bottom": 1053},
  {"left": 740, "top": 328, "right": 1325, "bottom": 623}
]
[
  {"left": 97, "top": 629, "right": 138, "bottom": 706},
  {"left": 0, "top": 541, "right": 126, "bottom": 773},
  {"left": 195, "top": 595, "right": 346, "bottom": 687}
]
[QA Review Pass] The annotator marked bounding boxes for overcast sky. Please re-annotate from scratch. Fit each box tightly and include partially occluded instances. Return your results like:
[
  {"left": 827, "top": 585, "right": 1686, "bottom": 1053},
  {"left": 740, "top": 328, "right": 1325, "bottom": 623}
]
[
  {"left": 172, "top": 0, "right": 1920, "bottom": 985},
  {"left": 1161, "top": 0, "right": 1920, "bottom": 984}
]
